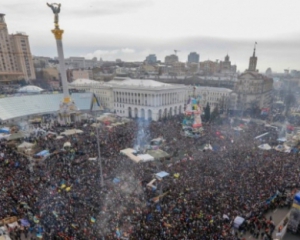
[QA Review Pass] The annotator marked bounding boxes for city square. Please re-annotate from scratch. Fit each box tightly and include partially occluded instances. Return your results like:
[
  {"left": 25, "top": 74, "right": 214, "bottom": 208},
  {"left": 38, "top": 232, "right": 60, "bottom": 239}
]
[{"left": 1, "top": 1, "right": 300, "bottom": 240}]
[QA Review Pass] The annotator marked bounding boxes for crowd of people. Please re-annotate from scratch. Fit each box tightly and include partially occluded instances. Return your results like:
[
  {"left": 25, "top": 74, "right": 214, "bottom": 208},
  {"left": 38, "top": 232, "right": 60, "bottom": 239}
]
[{"left": 0, "top": 114, "right": 299, "bottom": 240}]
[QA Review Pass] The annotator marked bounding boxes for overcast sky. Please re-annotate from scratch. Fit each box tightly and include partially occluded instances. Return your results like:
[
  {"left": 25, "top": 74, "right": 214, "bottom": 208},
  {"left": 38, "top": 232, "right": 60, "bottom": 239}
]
[{"left": 2, "top": 0, "right": 300, "bottom": 72}]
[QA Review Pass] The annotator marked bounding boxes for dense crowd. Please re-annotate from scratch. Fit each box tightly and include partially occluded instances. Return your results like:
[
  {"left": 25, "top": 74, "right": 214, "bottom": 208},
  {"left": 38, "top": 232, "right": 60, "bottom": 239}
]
[{"left": 0, "top": 115, "right": 299, "bottom": 240}]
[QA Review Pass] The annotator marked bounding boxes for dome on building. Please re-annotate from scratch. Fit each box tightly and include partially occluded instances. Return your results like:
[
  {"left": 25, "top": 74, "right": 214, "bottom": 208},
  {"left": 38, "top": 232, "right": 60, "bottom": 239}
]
[
  {"left": 70, "top": 79, "right": 99, "bottom": 85},
  {"left": 18, "top": 85, "right": 44, "bottom": 93}
]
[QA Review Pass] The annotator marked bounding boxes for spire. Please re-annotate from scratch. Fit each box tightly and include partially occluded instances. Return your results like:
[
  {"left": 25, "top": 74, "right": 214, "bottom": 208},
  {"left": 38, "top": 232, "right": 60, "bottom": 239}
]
[
  {"left": 248, "top": 42, "right": 258, "bottom": 72},
  {"left": 253, "top": 42, "right": 257, "bottom": 57}
]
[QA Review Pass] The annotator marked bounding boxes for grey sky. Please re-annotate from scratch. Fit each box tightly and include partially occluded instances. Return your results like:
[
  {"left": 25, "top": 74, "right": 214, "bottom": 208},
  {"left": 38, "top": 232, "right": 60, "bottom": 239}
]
[{"left": 2, "top": 0, "right": 300, "bottom": 72}]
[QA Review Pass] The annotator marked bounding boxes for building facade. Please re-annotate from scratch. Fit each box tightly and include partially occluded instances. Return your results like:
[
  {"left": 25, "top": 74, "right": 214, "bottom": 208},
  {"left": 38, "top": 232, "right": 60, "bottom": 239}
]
[
  {"left": 186, "top": 86, "right": 237, "bottom": 111},
  {"left": 10, "top": 33, "right": 36, "bottom": 81},
  {"left": 64, "top": 57, "right": 99, "bottom": 69},
  {"left": 0, "top": 14, "right": 35, "bottom": 82},
  {"left": 71, "top": 70, "right": 90, "bottom": 81},
  {"left": 234, "top": 47, "right": 273, "bottom": 111},
  {"left": 199, "top": 60, "right": 219, "bottom": 75},
  {"left": 188, "top": 52, "right": 200, "bottom": 63},
  {"left": 69, "top": 78, "right": 186, "bottom": 120},
  {"left": 219, "top": 54, "right": 237, "bottom": 74}
]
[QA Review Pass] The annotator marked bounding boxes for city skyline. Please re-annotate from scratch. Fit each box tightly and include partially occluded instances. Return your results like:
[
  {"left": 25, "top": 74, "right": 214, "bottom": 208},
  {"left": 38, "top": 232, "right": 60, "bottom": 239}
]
[{"left": 2, "top": 0, "right": 300, "bottom": 72}]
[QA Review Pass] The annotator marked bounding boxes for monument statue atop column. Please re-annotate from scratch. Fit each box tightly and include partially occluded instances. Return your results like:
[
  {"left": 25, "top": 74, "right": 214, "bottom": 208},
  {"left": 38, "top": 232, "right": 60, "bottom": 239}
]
[
  {"left": 47, "top": 3, "right": 61, "bottom": 29},
  {"left": 47, "top": 3, "right": 79, "bottom": 125}
]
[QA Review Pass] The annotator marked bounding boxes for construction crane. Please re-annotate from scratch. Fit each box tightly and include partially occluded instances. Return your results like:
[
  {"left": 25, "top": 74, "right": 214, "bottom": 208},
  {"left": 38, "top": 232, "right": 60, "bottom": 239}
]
[{"left": 174, "top": 50, "right": 180, "bottom": 55}]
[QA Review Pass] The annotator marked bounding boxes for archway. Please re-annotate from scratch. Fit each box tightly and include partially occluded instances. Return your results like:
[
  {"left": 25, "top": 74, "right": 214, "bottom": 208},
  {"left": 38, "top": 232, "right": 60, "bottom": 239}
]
[
  {"left": 148, "top": 109, "right": 152, "bottom": 120},
  {"left": 174, "top": 106, "right": 177, "bottom": 115},
  {"left": 164, "top": 108, "right": 167, "bottom": 118},
  {"left": 141, "top": 108, "right": 145, "bottom": 120},
  {"left": 158, "top": 109, "right": 162, "bottom": 120},
  {"left": 128, "top": 107, "right": 132, "bottom": 118},
  {"left": 169, "top": 107, "right": 173, "bottom": 117},
  {"left": 134, "top": 108, "right": 138, "bottom": 118},
  {"left": 70, "top": 114, "right": 76, "bottom": 122},
  {"left": 179, "top": 105, "right": 182, "bottom": 114}
]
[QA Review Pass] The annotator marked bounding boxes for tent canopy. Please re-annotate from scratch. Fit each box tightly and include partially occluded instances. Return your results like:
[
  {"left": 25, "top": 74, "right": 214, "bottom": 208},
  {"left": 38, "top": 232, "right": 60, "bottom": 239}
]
[
  {"left": 155, "top": 171, "right": 169, "bottom": 179},
  {"left": 200, "top": 143, "right": 213, "bottom": 151},
  {"left": 63, "top": 142, "right": 71, "bottom": 148},
  {"left": 233, "top": 126, "right": 243, "bottom": 131},
  {"left": 233, "top": 216, "right": 245, "bottom": 229},
  {"left": 60, "top": 129, "right": 83, "bottom": 136},
  {"left": 18, "top": 142, "right": 34, "bottom": 149},
  {"left": 0, "top": 127, "right": 10, "bottom": 134},
  {"left": 277, "top": 137, "right": 287, "bottom": 142},
  {"left": 275, "top": 144, "right": 290, "bottom": 153},
  {"left": 120, "top": 148, "right": 154, "bottom": 163},
  {"left": 258, "top": 143, "right": 272, "bottom": 150},
  {"left": 146, "top": 149, "right": 170, "bottom": 160},
  {"left": 7, "top": 132, "right": 25, "bottom": 141},
  {"left": 35, "top": 150, "right": 50, "bottom": 157}
]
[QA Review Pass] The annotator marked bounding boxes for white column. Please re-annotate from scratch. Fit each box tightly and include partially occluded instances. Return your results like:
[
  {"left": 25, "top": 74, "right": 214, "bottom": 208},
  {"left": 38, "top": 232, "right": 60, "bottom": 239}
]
[
  {"left": 55, "top": 39, "right": 69, "bottom": 99},
  {"left": 152, "top": 94, "right": 154, "bottom": 106},
  {"left": 166, "top": 93, "right": 168, "bottom": 105}
]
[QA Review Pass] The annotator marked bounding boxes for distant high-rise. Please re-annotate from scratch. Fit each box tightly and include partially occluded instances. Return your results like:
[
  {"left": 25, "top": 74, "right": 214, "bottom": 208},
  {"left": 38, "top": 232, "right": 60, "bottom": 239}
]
[
  {"left": 0, "top": 13, "right": 35, "bottom": 82},
  {"left": 187, "top": 52, "right": 199, "bottom": 63},
  {"left": 165, "top": 54, "right": 178, "bottom": 64},
  {"left": 145, "top": 54, "right": 157, "bottom": 64},
  {"left": 219, "top": 54, "right": 236, "bottom": 74}
]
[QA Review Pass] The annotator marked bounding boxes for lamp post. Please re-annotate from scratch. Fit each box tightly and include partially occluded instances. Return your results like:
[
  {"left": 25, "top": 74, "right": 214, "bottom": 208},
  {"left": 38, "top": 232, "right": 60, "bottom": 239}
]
[{"left": 95, "top": 118, "right": 104, "bottom": 187}]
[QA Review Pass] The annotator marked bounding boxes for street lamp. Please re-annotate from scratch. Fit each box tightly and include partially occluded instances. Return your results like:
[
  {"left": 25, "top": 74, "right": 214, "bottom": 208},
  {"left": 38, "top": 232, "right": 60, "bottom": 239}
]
[{"left": 94, "top": 117, "right": 104, "bottom": 187}]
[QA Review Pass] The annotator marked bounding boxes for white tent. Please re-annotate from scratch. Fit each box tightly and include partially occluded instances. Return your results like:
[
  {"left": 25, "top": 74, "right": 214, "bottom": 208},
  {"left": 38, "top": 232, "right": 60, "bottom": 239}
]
[
  {"left": 203, "top": 144, "right": 213, "bottom": 151},
  {"left": 258, "top": 143, "right": 272, "bottom": 150},
  {"left": 155, "top": 171, "right": 170, "bottom": 180},
  {"left": 0, "top": 133, "right": 10, "bottom": 140},
  {"left": 275, "top": 144, "right": 291, "bottom": 153},
  {"left": 63, "top": 142, "right": 71, "bottom": 148},
  {"left": 233, "top": 216, "right": 245, "bottom": 229},
  {"left": 18, "top": 142, "right": 34, "bottom": 149},
  {"left": 139, "top": 154, "right": 155, "bottom": 162},
  {"left": 120, "top": 148, "right": 154, "bottom": 163},
  {"left": 60, "top": 129, "right": 83, "bottom": 136},
  {"left": 233, "top": 126, "right": 243, "bottom": 131},
  {"left": 18, "top": 85, "right": 44, "bottom": 93}
]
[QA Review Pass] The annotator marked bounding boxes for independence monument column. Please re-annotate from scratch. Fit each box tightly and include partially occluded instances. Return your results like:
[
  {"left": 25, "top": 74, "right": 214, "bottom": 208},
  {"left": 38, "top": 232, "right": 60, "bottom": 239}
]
[{"left": 47, "top": 3, "right": 79, "bottom": 125}]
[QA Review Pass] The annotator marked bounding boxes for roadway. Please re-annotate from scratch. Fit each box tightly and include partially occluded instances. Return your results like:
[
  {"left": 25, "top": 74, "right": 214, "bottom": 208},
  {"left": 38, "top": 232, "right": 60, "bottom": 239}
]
[
  {"left": 283, "top": 232, "right": 300, "bottom": 240},
  {"left": 245, "top": 207, "right": 290, "bottom": 239}
]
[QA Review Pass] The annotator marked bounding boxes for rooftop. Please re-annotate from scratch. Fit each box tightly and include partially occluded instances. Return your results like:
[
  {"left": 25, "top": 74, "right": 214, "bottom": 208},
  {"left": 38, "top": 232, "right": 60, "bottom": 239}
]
[
  {"left": 0, "top": 92, "right": 100, "bottom": 121},
  {"left": 70, "top": 79, "right": 100, "bottom": 85},
  {"left": 191, "top": 86, "right": 233, "bottom": 93},
  {"left": 108, "top": 79, "right": 171, "bottom": 87}
]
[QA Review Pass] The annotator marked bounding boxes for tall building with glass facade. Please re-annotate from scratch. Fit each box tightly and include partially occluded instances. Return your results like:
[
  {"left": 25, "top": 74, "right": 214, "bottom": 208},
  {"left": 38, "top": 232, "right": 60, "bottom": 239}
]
[{"left": 188, "top": 52, "right": 200, "bottom": 63}]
